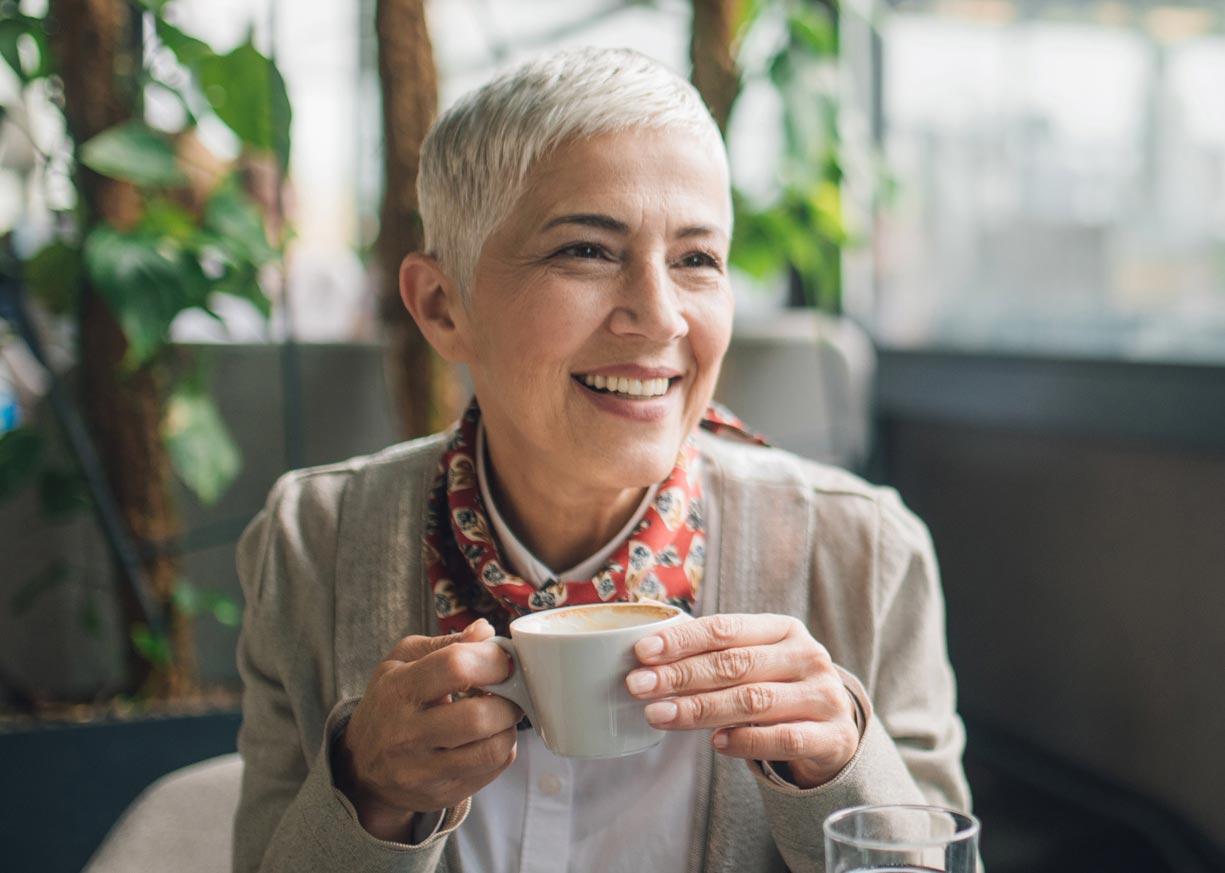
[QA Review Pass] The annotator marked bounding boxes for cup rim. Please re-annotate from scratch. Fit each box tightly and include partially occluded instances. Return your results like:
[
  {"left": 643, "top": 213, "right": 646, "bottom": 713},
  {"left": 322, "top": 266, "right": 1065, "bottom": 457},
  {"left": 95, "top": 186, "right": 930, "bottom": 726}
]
[
  {"left": 509, "top": 602, "right": 686, "bottom": 637},
  {"left": 823, "top": 803, "right": 981, "bottom": 851}
]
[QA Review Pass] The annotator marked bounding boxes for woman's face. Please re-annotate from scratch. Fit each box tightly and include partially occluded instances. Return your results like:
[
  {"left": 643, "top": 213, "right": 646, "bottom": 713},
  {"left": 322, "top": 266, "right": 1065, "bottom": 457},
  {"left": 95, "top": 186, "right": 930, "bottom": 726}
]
[{"left": 458, "top": 126, "right": 734, "bottom": 492}]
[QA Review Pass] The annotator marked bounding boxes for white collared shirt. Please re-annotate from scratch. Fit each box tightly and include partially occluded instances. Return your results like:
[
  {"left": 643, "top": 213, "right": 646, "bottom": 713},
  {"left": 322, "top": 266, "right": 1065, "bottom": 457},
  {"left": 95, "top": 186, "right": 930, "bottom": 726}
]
[{"left": 452, "top": 424, "right": 709, "bottom": 873}]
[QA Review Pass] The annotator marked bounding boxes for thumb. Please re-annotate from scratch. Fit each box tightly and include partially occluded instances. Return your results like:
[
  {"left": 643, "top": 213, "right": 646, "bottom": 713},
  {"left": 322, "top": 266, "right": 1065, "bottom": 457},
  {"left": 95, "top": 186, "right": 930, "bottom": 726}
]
[
  {"left": 388, "top": 618, "right": 494, "bottom": 663},
  {"left": 460, "top": 617, "right": 496, "bottom": 642}
]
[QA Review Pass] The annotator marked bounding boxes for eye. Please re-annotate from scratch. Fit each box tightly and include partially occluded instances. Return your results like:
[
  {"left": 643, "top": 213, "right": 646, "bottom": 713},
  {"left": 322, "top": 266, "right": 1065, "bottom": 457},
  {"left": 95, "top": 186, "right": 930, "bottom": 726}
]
[
  {"left": 677, "top": 250, "right": 722, "bottom": 270},
  {"left": 555, "top": 243, "right": 608, "bottom": 260}
]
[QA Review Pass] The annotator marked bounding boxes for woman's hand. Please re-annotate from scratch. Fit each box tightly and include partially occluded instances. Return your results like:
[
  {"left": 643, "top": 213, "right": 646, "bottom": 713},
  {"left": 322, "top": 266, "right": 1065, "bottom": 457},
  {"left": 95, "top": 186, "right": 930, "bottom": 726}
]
[
  {"left": 627, "top": 613, "right": 859, "bottom": 789},
  {"left": 333, "top": 619, "right": 522, "bottom": 841}
]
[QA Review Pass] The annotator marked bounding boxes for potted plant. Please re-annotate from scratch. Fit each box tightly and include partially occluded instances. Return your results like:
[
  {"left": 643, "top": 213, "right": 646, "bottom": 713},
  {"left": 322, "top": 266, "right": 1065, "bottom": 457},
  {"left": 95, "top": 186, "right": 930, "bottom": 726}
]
[
  {"left": 0, "top": 0, "right": 289, "bottom": 866},
  {"left": 692, "top": 0, "right": 878, "bottom": 470}
]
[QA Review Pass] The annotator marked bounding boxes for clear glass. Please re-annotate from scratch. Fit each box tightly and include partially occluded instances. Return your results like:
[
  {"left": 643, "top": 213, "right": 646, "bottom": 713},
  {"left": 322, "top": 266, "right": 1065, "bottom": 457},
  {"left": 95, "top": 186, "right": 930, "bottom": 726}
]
[{"left": 824, "top": 804, "right": 980, "bottom": 873}]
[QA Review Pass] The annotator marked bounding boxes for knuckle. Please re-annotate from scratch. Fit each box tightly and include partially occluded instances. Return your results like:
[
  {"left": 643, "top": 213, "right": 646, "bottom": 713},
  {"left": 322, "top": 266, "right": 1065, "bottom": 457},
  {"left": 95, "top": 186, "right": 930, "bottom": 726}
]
[
  {"left": 803, "top": 642, "right": 832, "bottom": 675},
  {"left": 684, "top": 694, "right": 712, "bottom": 725},
  {"left": 713, "top": 648, "right": 754, "bottom": 683},
  {"left": 813, "top": 675, "right": 845, "bottom": 712},
  {"left": 668, "top": 658, "right": 697, "bottom": 689},
  {"left": 779, "top": 724, "right": 809, "bottom": 758},
  {"left": 370, "top": 661, "right": 396, "bottom": 685},
  {"left": 708, "top": 614, "right": 742, "bottom": 643},
  {"left": 440, "top": 645, "right": 476, "bottom": 681},
  {"left": 737, "top": 684, "right": 774, "bottom": 718}
]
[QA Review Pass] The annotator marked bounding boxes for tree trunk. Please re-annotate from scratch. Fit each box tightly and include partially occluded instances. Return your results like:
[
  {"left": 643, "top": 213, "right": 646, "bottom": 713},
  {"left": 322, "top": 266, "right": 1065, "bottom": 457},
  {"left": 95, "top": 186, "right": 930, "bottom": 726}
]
[
  {"left": 50, "top": 0, "right": 193, "bottom": 698},
  {"left": 375, "top": 0, "right": 460, "bottom": 438},
  {"left": 690, "top": 0, "right": 742, "bottom": 136}
]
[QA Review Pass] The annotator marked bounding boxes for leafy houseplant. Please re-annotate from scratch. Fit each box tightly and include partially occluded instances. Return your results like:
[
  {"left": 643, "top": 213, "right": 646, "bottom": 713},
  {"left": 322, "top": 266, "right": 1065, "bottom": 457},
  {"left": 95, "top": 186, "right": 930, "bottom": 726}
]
[
  {"left": 0, "top": 0, "right": 289, "bottom": 702},
  {"left": 726, "top": 0, "right": 850, "bottom": 314}
]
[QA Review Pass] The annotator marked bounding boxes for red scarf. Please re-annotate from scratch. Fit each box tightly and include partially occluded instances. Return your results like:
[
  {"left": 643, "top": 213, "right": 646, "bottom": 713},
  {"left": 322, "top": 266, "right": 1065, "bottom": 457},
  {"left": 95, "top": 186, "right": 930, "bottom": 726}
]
[{"left": 425, "top": 400, "right": 764, "bottom": 635}]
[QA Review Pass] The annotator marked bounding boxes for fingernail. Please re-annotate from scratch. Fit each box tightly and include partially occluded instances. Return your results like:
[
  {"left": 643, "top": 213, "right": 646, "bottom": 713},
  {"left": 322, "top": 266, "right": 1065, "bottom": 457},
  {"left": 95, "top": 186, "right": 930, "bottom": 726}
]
[
  {"left": 644, "top": 700, "right": 677, "bottom": 725},
  {"left": 712, "top": 732, "right": 729, "bottom": 750},
  {"left": 626, "top": 670, "right": 657, "bottom": 695},
  {"left": 636, "top": 635, "right": 663, "bottom": 658}
]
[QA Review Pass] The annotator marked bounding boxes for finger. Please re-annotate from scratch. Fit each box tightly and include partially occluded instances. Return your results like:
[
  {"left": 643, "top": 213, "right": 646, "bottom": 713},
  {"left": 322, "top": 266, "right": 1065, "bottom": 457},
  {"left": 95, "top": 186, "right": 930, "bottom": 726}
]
[
  {"left": 710, "top": 720, "right": 859, "bottom": 771},
  {"left": 387, "top": 618, "right": 493, "bottom": 664},
  {"left": 433, "top": 725, "right": 519, "bottom": 780},
  {"left": 418, "top": 694, "right": 523, "bottom": 749},
  {"left": 633, "top": 613, "right": 805, "bottom": 665},
  {"left": 627, "top": 641, "right": 816, "bottom": 699},
  {"left": 396, "top": 638, "right": 513, "bottom": 704},
  {"left": 643, "top": 681, "right": 835, "bottom": 730}
]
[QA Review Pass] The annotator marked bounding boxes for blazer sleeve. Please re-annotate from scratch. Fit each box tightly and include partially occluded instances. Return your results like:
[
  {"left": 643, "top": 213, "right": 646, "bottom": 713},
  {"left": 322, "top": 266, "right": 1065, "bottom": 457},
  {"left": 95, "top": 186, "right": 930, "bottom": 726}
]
[
  {"left": 753, "top": 487, "right": 971, "bottom": 872},
  {"left": 231, "top": 473, "right": 467, "bottom": 873}
]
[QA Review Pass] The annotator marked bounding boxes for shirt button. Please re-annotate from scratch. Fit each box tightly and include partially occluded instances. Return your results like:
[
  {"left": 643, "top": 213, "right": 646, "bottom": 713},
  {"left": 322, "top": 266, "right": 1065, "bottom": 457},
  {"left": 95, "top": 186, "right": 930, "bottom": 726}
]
[{"left": 538, "top": 774, "right": 563, "bottom": 796}]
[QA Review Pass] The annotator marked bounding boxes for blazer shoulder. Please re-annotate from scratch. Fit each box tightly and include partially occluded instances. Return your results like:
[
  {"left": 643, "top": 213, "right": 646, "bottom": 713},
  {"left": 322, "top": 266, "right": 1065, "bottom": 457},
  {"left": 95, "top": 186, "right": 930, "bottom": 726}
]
[{"left": 697, "top": 431, "right": 929, "bottom": 551}]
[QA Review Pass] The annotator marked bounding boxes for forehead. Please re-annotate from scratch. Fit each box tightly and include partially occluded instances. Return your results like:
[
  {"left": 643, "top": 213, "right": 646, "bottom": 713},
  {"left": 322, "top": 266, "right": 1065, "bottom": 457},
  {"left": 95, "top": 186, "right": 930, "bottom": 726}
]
[{"left": 513, "top": 127, "right": 732, "bottom": 235}]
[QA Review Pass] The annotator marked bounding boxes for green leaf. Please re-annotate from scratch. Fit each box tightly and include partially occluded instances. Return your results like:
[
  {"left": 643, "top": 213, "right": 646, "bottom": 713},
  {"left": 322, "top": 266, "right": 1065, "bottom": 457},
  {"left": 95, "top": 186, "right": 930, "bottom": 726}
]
[
  {"left": 141, "top": 198, "right": 198, "bottom": 243},
  {"left": 198, "top": 41, "right": 292, "bottom": 170},
  {"left": 10, "top": 561, "right": 68, "bottom": 615},
  {"left": 131, "top": 623, "right": 173, "bottom": 666},
  {"left": 209, "top": 260, "right": 271, "bottom": 318},
  {"left": 83, "top": 225, "right": 210, "bottom": 365},
  {"left": 80, "top": 121, "right": 187, "bottom": 188},
  {"left": 734, "top": 0, "right": 767, "bottom": 42},
  {"left": 203, "top": 181, "right": 276, "bottom": 265},
  {"left": 789, "top": 7, "right": 838, "bottom": 58},
  {"left": 0, "top": 18, "right": 26, "bottom": 81},
  {"left": 162, "top": 378, "right": 240, "bottom": 504},
  {"left": 0, "top": 427, "right": 41, "bottom": 499},
  {"left": 173, "top": 579, "right": 241, "bottom": 627},
  {"left": 24, "top": 242, "right": 82, "bottom": 315},
  {"left": 38, "top": 467, "right": 91, "bottom": 519},
  {"left": 154, "top": 18, "right": 214, "bottom": 69},
  {"left": 208, "top": 594, "right": 241, "bottom": 627},
  {"left": 0, "top": 15, "right": 46, "bottom": 82},
  {"left": 171, "top": 577, "right": 202, "bottom": 614}
]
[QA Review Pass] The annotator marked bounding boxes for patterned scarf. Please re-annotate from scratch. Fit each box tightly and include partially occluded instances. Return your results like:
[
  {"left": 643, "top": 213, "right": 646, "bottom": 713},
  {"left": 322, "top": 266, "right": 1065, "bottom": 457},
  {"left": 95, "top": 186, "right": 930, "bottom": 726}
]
[{"left": 425, "top": 399, "right": 764, "bottom": 635}]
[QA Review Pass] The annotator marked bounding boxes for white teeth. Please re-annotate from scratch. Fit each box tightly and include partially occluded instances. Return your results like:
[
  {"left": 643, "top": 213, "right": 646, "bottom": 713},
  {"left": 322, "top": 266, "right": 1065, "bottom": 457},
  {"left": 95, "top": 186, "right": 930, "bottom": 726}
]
[{"left": 580, "top": 374, "right": 671, "bottom": 397}]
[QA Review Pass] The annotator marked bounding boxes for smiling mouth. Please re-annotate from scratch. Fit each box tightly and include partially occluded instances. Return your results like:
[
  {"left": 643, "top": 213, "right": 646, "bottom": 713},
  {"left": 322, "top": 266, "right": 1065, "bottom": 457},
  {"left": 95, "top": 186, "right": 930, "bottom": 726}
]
[{"left": 573, "top": 374, "right": 675, "bottom": 399}]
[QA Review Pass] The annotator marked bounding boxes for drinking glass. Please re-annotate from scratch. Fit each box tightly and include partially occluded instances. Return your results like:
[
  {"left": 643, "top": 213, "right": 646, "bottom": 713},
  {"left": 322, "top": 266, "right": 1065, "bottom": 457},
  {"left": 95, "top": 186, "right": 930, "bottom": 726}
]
[{"left": 824, "top": 804, "right": 980, "bottom": 873}]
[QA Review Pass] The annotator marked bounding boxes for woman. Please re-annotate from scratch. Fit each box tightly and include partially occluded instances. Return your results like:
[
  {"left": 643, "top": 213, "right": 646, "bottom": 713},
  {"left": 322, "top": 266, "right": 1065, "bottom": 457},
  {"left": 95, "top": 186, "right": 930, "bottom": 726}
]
[{"left": 232, "top": 48, "right": 970, "bottom": 873}]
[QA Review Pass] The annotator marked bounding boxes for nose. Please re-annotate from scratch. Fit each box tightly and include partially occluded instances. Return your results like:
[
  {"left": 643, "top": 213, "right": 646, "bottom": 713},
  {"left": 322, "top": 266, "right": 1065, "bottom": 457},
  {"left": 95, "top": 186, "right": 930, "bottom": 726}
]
[{"left": 608, "top": 261, "right": 688, "bottom": 342}]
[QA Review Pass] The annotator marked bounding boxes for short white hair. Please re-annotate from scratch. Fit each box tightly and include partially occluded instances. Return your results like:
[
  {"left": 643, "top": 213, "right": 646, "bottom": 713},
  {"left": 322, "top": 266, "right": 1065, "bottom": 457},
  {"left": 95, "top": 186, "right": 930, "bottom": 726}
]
[{"left": 417, "top": 47, "right": 726, "bottom": 293}]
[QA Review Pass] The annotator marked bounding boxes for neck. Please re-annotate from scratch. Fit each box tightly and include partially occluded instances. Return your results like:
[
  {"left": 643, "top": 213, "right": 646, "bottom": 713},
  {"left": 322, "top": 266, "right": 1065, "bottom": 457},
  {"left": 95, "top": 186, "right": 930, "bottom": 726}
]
[{"left": 482, "top": 436, "right": 647, "bottom": 572}]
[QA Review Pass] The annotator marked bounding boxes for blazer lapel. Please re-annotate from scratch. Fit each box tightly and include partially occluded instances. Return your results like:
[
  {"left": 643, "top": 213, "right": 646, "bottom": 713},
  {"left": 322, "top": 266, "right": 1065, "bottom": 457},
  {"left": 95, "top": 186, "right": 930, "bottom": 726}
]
[{"left": 333, "top": 438, "right": 448, "bottom": 702}]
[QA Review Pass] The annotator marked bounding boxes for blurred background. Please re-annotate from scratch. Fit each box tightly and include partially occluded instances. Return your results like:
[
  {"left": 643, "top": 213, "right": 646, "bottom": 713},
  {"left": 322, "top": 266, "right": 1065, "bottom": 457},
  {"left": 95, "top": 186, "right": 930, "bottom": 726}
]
[{"left": 0, "top": 1, "right": 1223, "bottom": 871}]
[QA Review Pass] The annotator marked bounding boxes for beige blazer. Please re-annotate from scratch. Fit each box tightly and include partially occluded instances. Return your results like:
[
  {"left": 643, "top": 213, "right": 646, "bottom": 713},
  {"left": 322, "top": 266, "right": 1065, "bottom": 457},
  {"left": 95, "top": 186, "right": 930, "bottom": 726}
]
[{"left": 232, "top": 431, "right": 971, "bottom": 873}]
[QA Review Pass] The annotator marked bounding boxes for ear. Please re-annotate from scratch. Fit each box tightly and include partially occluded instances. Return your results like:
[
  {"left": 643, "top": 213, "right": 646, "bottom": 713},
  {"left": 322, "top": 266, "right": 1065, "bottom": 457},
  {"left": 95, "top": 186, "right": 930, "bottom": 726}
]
[{"left": 399, "top": 253, "right": 474, "bottom": 363}]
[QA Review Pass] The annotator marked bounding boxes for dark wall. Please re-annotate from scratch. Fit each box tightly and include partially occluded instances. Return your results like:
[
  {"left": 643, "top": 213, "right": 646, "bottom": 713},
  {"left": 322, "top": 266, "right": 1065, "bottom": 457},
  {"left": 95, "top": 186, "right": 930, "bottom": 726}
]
[{"left": 876, "top": 351, "right": 1225, "bottom": 850}]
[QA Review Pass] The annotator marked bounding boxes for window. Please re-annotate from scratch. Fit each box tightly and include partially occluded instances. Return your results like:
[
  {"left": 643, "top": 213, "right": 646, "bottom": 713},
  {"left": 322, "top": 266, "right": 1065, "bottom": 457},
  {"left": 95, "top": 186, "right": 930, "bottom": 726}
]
[{"left": 842, "top": 0, "right": 1225, "bottom": 361}]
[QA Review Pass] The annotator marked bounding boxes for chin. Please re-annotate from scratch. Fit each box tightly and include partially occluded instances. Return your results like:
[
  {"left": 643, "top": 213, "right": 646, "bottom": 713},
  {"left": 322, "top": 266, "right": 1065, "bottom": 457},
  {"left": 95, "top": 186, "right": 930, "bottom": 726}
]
[{"left": 583, "top": 439, "right": 682, "bottom": 489}]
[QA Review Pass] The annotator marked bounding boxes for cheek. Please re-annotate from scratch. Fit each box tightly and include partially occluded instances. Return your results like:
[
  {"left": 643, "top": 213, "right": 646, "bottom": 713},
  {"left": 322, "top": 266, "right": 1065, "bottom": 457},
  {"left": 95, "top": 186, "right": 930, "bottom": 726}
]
[
  {"left": 475, "top": 287, "right": 601, "bottom": 381},
  {"left": 691, "top": 293, "right": 735, "bottom": 375}
]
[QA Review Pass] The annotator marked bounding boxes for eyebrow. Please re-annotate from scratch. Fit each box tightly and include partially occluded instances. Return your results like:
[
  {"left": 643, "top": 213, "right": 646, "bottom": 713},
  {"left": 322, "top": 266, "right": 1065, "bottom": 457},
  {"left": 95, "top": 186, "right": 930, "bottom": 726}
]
[{"left": 541, "top": 213, "right": 725, "bottom": 240}]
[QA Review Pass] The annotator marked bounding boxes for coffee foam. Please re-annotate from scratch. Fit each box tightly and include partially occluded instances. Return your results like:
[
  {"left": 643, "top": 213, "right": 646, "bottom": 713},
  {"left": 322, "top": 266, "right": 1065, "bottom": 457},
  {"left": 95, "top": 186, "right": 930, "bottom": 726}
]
[{"left": 524, "top": 604, "right": 675, "bottom": 634}]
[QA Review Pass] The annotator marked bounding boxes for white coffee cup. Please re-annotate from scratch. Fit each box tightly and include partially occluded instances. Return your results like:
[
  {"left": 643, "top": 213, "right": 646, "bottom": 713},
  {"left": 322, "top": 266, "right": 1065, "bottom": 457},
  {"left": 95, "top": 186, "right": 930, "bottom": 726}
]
[{"left": 481, "top": 602, "right": 689, "bottom": 759}]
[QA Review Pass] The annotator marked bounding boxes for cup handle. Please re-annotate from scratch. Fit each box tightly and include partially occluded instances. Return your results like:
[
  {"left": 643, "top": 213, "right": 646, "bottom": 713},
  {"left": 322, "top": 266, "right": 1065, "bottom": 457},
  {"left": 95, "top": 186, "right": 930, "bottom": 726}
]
[{"left": 480, "top": 636, "right": 538, "bottom": 727}]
